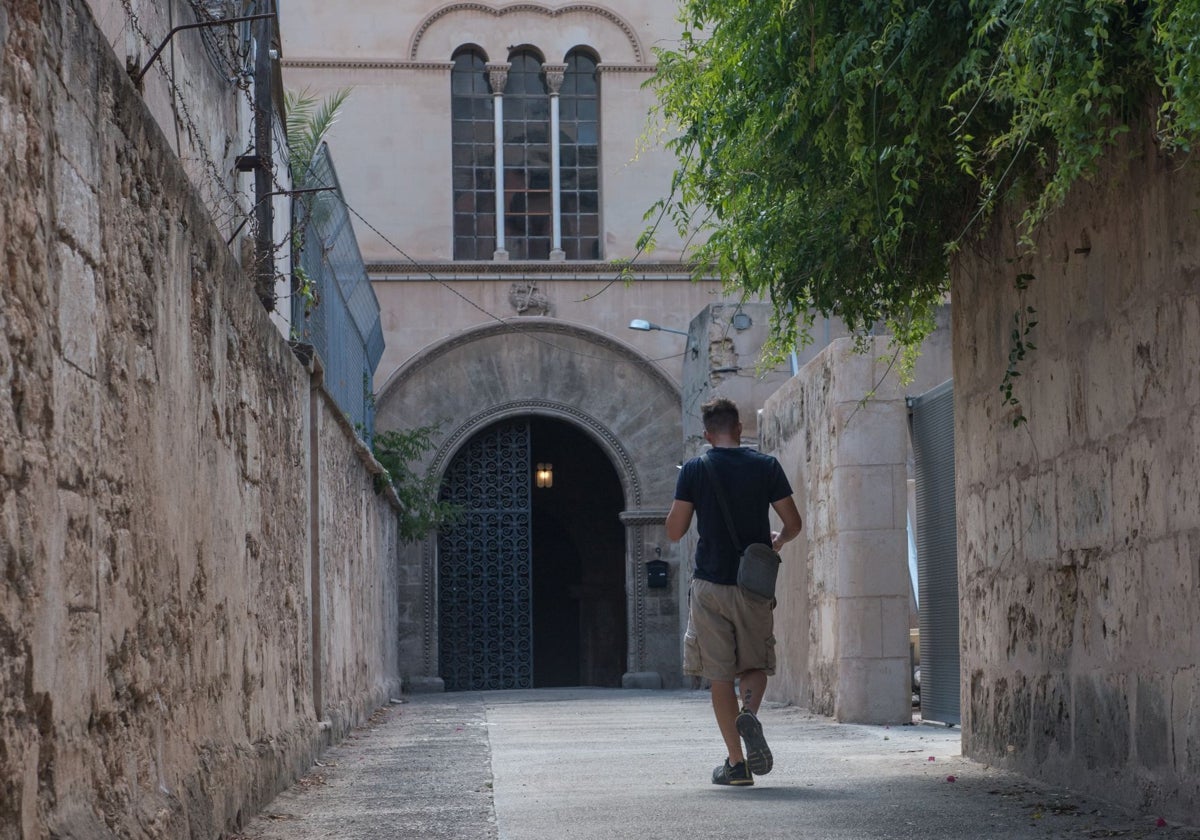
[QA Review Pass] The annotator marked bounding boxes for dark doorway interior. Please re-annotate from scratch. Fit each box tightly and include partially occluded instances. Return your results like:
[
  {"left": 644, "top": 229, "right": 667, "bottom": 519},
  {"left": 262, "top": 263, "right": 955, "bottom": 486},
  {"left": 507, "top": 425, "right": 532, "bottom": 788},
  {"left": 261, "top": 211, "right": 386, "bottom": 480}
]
[{"left": 530, "top": 417, "right": 626, "bottom": 687}]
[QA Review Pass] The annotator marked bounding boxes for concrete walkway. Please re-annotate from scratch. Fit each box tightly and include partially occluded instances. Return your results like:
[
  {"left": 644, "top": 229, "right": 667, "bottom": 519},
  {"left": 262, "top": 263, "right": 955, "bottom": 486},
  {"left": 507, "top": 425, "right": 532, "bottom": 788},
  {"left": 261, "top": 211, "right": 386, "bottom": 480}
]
[{"left": 232, "top": 689, "right": 1199, "bottom": 840}]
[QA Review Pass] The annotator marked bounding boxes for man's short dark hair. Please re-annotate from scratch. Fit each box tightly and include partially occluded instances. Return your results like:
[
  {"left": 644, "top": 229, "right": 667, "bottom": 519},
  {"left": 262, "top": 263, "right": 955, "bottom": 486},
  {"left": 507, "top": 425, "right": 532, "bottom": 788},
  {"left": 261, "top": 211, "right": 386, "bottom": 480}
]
[{"left": 702, "top": 397, "right": 740, "bottom": 435}]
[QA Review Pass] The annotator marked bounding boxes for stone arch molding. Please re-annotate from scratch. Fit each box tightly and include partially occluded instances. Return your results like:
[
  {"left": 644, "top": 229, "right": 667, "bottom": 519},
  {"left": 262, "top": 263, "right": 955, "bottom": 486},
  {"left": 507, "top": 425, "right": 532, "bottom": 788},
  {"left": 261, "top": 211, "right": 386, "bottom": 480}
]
[
  {"left": 431, "top": 398, "right": 642, "bottom": 505},
  {"left": 410, "top": 3, "right": 646, "bottom": 63},
  {"left": 374, "top": 317, "right": 682, "bottom": 507}
]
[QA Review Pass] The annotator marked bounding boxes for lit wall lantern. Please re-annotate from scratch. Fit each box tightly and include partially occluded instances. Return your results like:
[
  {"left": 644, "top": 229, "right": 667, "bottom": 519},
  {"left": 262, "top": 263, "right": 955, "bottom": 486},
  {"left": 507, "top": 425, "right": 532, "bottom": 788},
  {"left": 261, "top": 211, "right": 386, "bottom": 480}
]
[{"left": 535, "top": 463, "right": 553, "bottom": 488}]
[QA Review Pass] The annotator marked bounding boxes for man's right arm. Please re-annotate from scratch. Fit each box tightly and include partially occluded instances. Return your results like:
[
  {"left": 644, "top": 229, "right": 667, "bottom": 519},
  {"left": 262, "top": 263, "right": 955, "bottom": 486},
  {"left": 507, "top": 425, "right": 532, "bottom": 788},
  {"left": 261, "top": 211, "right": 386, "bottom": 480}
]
[{"left": 665, "top": 499, "right": 694, "bottom": 541}]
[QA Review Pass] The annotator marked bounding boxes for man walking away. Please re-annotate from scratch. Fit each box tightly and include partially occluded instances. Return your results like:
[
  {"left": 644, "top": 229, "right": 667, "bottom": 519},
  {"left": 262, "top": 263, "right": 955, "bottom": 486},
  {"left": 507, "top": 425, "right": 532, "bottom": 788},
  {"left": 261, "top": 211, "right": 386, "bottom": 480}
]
[{"left": 666, "top": 397, "right": 803, "bottom": 786}]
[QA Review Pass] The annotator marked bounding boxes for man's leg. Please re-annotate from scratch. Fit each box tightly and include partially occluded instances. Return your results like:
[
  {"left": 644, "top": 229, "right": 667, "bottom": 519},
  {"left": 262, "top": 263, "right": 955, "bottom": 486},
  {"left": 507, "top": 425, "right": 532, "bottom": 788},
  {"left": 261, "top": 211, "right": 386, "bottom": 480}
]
[
  {"left": 738, "top": 669, "right": 768, "bottom": 713},
  {"left": 735, "top": 669, "right": 773, "bottom": 775},
  {"left": 710, "top": 678, "right": 744, "bottom": 765}
]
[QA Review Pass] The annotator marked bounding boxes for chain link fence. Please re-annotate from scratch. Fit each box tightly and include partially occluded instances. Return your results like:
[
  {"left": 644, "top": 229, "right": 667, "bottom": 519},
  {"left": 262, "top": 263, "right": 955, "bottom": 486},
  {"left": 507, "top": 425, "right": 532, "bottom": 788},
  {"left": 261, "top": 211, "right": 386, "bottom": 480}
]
[{"left": 291, "top": 143, "right": 384, "bottom": 441}]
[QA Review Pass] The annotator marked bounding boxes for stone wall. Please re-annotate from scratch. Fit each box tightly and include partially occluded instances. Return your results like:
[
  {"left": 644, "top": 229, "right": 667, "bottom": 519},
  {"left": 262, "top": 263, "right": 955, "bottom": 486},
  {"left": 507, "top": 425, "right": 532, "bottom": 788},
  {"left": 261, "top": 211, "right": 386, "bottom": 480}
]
[
  {"left": 953, "top": 130, "right": 1200, "bottom": 820},
  {"left": 82, "top": 0, "right": 247, "bottom": 233},
  {"left": 0, "top": 2, "right": 400, "bottom": 836},
  {"left": 313, "top": 393, "right": 402, "bottom": 741},
  {"left": 760, "top": 338, "right": 913, "bottom": 724}
]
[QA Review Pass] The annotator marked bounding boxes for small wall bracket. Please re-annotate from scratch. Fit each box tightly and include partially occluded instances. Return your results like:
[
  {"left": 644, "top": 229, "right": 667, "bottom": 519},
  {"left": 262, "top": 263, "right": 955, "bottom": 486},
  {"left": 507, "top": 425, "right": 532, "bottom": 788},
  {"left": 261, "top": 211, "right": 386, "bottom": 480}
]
[{"left": 131, "top": 13, "right": 274, "bottom": 85}]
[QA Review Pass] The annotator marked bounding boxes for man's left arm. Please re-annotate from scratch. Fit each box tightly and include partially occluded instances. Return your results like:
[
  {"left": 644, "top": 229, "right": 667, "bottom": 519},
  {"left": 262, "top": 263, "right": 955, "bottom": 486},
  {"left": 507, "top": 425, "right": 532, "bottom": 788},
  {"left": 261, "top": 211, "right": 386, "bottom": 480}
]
[{"left": 770, "top": 496, "right": 803, "bottom": 552}]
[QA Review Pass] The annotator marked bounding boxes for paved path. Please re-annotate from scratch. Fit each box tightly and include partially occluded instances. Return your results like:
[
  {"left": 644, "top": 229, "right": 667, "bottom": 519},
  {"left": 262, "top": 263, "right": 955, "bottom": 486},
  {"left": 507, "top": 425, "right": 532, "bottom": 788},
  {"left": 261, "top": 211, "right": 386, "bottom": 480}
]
[{"left": 232, "top": 689, "right": 1199, "bottom": 840}]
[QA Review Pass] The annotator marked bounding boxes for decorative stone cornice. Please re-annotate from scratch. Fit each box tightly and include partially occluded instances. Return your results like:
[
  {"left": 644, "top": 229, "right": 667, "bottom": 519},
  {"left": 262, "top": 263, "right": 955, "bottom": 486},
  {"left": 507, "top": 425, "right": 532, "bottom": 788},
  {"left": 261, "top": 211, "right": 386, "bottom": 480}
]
[
  {"left": 410, "top": 3, "right": 647, "bottom": 63},
  {"left": 367, "top": 260, "right": 702, "bottom": 278},
  {"left": 282, "top": 57, "right": 657, "bottom": 74},
  {"left": 282, "top": 58, "right": 454, "bottom": 72},
  {"left": 618, "top": 509, "right": 671, "bottom": 525},
  {"left": 596, "top": 63, "right": 657, "bottom": 74}
]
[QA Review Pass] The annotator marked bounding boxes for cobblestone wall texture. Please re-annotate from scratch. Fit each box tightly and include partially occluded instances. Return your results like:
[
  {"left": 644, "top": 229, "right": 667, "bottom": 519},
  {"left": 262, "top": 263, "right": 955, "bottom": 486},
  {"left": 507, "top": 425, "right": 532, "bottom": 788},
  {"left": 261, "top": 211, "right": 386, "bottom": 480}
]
[
  {"left": 953, "top": 129, "right": 1200, "bottom": 821},
  {"left": 0, "top": 2, "right": 399, "bottom": 836}
]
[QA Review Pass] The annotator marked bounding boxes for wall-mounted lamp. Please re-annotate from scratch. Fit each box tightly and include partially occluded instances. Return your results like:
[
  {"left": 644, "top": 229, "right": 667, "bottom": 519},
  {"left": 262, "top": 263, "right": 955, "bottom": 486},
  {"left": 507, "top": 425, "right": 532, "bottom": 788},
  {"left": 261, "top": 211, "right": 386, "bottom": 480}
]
[
  {"left": 628, "top": 318, "right": 690, "bottom": 337},
  {"left": 535, "top": 463, "right": 553, "bottom": 488}
]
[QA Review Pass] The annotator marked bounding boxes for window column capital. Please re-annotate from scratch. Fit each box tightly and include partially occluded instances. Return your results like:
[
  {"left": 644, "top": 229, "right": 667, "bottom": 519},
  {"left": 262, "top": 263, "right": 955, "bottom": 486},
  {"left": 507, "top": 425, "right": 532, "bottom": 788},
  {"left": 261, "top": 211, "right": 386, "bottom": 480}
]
[
  {"left": 542, "top": 63, "right": 568, "bottom": 95},
  {"left": 485, "top": 62, "right": 511, "bottom": 94}
]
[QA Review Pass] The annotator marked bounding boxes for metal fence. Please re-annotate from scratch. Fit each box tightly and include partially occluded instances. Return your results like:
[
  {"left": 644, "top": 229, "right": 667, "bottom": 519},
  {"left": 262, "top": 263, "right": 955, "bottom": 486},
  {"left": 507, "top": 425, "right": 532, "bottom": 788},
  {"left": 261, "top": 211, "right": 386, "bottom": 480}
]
[
  {"left": 291, "top": 143, "right": 384, "bottom": 441},
  {"left": 909, "top": 379, "right": 959, "bottom": 726}
]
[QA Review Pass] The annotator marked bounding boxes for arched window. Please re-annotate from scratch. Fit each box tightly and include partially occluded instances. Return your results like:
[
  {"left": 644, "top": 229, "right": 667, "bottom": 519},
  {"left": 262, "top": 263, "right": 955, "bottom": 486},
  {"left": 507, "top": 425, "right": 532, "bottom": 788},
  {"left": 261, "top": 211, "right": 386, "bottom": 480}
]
[
  {"left": 502, "top": 50, "right": 551, "bottom": 260},
  {"left": 451, "top": 48, "right": 495, "bottom": 260},
  {"left": 449, "top": 44, "right": 602, "bottom": 261},
  {"left": 559, "top": 50, "right": 600, "bottom": 260}
]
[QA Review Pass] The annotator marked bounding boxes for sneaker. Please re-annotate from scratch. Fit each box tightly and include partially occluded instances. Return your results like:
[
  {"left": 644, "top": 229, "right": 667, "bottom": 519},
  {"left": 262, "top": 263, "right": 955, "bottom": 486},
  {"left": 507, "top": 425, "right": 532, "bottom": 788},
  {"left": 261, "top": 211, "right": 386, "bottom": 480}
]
[
  {"left": 736, "top": 709, "right": 773, "bottom": 775},
  {"left": 712, "top": 759, "right": 753, "bottom": 786}
]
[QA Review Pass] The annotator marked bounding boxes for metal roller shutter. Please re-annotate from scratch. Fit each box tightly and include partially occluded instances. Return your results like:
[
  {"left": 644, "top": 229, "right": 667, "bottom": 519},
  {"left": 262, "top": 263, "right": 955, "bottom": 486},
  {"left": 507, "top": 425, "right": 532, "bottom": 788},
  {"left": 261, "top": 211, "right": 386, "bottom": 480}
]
[{"left": 908, "top": 379, "right": 960, "bottom": 725}]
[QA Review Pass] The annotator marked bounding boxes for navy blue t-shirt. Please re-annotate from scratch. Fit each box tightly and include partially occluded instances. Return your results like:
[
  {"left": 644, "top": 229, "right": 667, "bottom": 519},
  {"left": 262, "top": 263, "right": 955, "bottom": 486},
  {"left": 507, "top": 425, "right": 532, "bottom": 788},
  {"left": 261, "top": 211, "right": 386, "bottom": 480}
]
[{"left": 674, "top": 446, "right": 793, "bottom": 585}]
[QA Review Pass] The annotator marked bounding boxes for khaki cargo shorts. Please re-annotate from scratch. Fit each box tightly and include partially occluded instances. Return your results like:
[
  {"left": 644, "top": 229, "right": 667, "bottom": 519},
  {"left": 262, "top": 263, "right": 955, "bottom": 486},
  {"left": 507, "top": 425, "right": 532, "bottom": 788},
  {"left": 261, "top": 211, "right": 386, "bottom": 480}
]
[{"left": 683, "top": 578, "right": 776, "bottom": 682}]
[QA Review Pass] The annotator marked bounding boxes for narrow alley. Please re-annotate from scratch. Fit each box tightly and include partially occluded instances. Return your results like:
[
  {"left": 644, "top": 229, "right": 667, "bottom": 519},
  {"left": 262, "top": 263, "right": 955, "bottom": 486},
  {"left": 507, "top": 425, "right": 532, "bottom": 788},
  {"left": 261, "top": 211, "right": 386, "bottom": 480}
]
[{"left": 233, "top": 690, "right": 1200, "bottom": 840}]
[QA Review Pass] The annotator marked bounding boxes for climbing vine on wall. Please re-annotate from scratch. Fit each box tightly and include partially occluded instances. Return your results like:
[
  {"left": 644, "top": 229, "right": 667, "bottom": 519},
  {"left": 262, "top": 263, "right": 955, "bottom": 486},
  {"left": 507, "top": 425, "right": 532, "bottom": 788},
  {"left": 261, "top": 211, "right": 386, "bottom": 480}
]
[
  {"left": 373, "top": 425, "right": 462, "bottom": 543},
  {"left": 649, "top": 0, "right": 1200, "bottom": 359}
]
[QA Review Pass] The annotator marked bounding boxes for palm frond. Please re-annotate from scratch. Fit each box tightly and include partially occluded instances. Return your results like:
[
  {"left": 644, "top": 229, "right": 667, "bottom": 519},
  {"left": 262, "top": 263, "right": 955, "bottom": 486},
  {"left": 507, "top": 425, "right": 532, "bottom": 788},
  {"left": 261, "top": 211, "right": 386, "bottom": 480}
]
[{"left": 284, "top": 87, "right": 351, "bottom": 184}]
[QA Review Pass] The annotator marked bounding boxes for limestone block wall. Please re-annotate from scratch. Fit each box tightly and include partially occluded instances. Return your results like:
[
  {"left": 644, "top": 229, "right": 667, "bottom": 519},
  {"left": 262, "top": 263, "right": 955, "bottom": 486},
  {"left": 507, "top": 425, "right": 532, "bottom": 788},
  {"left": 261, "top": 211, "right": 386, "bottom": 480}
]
[
  {"left": 760, "top": 338, "right": 912, "bottom": 724},
  {"left": 953, "top": 131, "right": 1200, "bottom": 821},
  {"left": 0, "top": 3, "right": 401, "bottom": 836}
]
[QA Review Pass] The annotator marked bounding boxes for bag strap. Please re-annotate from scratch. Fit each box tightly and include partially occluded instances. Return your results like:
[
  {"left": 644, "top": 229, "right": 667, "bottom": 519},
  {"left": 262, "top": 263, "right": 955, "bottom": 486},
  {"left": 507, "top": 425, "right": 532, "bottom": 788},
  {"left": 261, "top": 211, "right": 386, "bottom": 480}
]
[{"left": 701, "top": 453, "right": 744, "bottom": 552}]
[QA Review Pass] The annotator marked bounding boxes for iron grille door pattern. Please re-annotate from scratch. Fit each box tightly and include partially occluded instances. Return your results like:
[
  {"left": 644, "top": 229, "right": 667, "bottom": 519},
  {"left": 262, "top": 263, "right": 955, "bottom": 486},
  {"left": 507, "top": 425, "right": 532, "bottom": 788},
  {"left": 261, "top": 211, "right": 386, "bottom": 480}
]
[
  {"left": 909, "top": 379, "right": 961, "bottom": 725},
  {"left": 438, "top": 421, "right": 533, "bottom": 690}
]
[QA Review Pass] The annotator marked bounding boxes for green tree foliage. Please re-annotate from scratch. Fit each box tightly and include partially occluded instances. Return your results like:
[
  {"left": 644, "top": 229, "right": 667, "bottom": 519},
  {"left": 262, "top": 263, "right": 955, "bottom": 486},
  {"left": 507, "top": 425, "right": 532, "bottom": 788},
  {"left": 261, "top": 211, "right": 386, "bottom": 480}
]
[
  {"left": 372, "top": 425, "right": 461, "bottom": 543},
  {"left": 650, "top": 0, "right": 1200, "bottom": 354}
]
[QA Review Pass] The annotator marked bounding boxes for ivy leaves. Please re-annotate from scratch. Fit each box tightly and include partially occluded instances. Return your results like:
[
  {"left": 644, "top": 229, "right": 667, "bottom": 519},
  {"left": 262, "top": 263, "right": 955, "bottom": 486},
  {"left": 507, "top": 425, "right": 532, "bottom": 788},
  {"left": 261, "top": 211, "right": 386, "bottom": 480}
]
[
  {"left": 1000, "top": 274, "right": 1038, "bottom": 427},
  {"left": 650, "top": 1, "right": 974, "bottom": 355},
  {"left": 372, "top": 425, "right": 462, "bottom": 543}
]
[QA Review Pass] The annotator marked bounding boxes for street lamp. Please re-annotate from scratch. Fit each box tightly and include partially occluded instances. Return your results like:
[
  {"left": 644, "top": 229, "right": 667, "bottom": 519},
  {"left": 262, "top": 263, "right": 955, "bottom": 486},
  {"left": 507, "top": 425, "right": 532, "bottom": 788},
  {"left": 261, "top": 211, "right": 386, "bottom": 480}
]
[{"left": 628, "top": 319, "right": 690, "bottom": 337}]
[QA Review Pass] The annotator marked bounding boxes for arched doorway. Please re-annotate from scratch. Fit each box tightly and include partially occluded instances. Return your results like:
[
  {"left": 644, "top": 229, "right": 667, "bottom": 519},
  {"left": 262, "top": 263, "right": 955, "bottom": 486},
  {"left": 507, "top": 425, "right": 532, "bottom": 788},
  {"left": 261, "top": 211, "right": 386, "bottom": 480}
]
[
  {"left": 373, "top": 318, "right": 684, "bottom": 688},
  {"left": 437, "top": 416, "right": 626, "bottom": 691}
]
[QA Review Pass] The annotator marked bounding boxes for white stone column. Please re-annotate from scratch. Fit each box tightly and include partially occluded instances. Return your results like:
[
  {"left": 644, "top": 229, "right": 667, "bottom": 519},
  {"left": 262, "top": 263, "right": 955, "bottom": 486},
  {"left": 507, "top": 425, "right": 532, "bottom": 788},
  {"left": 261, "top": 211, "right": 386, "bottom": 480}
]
[
  {"left": 544, "top": 63, "right": 567, "bottom": 262},
  {"left": 487, "top": 63, "right": 510, "bottom": 261}
]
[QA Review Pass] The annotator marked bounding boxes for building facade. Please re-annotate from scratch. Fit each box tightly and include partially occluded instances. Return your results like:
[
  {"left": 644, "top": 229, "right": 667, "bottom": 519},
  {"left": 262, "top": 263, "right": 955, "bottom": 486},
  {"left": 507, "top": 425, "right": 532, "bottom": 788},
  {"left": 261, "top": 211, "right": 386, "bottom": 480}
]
[{"left": 280, "top": 2, "right": 771, "bottom": 689}]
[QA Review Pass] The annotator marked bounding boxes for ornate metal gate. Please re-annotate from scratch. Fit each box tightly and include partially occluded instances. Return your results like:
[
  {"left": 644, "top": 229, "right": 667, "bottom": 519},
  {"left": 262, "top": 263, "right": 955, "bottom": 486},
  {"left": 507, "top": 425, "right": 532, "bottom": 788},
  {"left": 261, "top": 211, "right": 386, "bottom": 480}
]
[{"left": 437, "top": 420, "right": 533, "bottom": 690}]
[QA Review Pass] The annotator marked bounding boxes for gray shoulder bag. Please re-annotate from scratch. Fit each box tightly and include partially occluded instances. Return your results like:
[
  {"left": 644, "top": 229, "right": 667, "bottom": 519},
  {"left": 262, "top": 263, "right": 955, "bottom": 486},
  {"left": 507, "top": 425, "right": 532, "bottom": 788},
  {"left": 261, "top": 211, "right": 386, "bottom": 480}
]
[{"left": 700, "top": 453, "right": 781, "bottom": 601}]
